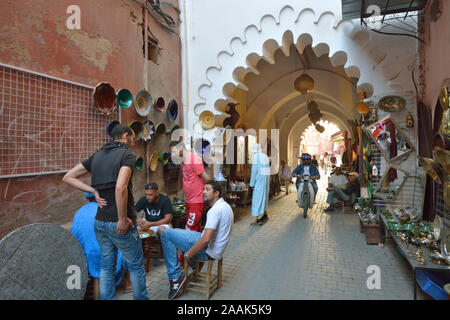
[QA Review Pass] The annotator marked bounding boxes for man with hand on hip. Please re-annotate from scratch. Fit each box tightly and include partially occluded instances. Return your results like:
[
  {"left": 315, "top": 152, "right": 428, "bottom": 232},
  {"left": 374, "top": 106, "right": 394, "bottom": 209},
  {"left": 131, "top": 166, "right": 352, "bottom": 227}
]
[{"left": 63, "top": 124, "right": 149, "bottom": 300}]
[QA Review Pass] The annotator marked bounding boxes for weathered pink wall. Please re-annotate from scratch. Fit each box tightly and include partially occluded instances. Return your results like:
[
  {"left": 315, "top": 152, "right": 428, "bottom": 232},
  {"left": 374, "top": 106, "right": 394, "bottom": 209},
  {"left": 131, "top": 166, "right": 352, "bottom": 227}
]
[
  {"left": 0, "top": 0, "right": 182, "bottom": 238},
  {"left": 423, "top": 0, "right": 450, "bottom": 114}
]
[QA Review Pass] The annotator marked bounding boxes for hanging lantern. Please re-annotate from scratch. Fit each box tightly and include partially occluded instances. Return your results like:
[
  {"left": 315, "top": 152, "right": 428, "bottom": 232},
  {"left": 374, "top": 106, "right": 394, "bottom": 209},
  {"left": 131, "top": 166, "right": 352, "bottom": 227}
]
[
  {"left": 406, "top": 112, "right": 414, "bottom": 128},
  {"left": 294, "top": 73, "right": 314, "bottom": 94},
  {"left": 307, "top": 100, "right": 319, "bottom": 112},
  {"left": 315, "top": 123, "right": 325, "bottom": 133},
  {"left": 356, "top": 101, "right": 369, "bottom": 114}
]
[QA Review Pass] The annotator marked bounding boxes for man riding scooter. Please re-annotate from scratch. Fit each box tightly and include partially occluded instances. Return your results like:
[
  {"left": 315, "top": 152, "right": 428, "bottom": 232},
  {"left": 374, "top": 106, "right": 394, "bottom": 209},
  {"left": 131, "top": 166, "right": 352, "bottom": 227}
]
[{"left": 292, "top": 153, "right": 320, "bottom": 202}]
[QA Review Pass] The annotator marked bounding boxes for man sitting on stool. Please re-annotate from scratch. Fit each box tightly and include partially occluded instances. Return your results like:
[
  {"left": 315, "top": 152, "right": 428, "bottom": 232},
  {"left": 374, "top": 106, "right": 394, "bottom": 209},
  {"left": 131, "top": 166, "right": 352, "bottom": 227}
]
[
  {"left": 160, "top": 180, "right": 233, "bottom": 300},
  {"left": 324, "top": 171, "right": 360, "bottom": 212},
  {"left": 135, "top": 182, "right": 174, "bottom": 238}
]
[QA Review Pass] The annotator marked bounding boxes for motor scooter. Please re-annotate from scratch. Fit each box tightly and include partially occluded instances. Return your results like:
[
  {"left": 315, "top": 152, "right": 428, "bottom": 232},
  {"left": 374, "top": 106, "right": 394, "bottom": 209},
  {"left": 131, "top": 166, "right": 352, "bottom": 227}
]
[{"left": 295, "top": 174, "right": 316, "bottom": 218}]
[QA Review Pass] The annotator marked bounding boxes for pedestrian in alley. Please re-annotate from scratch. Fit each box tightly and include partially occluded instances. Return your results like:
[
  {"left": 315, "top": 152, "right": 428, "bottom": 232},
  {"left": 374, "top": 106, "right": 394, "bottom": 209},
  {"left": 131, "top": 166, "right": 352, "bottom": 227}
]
[
  {"left": 169, "top": 141, "right": 210, "bottom": 232},
  {"left": 250, "top": 143, "right": 270, "bottom": 225},
  {"left": 279, "top": 160, "right": 292, "bottom": 195},
  {"left": 160, "top": 180, "right": 233, "bottom": 299},
  {"left": 63, "top": 124, "right": 149, "bottom": 300}
]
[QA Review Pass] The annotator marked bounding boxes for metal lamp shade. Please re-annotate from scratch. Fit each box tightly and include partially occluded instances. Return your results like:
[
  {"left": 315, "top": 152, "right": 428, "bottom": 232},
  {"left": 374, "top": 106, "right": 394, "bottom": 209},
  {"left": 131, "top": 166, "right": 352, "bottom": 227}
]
[
  {"left": 166, "top": 124, "right": 180, "bottom": 136},
  {"left": 141, "top": 120, "right": 155, "bottom": 142},
  {"left": 434, "top": 146, "right": 450, "bottom": 175},
  {"left": 129, "top": 121, "right": 144, "bottom": 141},
  {"left": 294, "top": 73, "right": 314, "bottom": 94},
  {"left": 155, "top": 123, "right": 166, "bottom": 136},
  {"left": 149, "top": 152, "right": 159, "bottom": 172},
  {"left": 135, "top": 156, "right": 144, "bottom": 171},
  {"left": 199, "top": 110, "right": 215, "bottom": 130},
  {"left": 167, "top": 99, "right": 178, "bottom": 121},
  {"left": 418, "top": 157, "right": 443, "bottom": 184},
  {"left": 356, "top": 101, "right": 370, "bottom": 114},
  {"left": 194, "top": 139, "right": 211, "bottom": 156},
  {"left": 117, "top": 89, "right": 133, "bottom": 109},
  {"left": 106, "top": 120, "right": 120, "bottom": 137},
  {"left": 158, "top": 152, "right": 170, "bottom": 165},
  {"left": 93, "top": 82, "right": 117, "bottom": 115},
  {"left": 154, "top": 97, "right": 165, "bottom": 112},
  {"left": 135, "top": 90, "right": 153, "bottom": 116},
  {"left": 307, "top": 100, "right": 319, "bottom": 112}
]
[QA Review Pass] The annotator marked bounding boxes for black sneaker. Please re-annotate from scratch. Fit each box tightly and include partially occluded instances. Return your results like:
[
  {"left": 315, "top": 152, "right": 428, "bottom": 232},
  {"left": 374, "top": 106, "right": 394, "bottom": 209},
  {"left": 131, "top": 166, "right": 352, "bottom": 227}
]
[
  {"left": 261, "top": 213, "right": 268, "bottom": 222},
  {"left": 168, "top": 271, "right": 186, "bottom": 300}
]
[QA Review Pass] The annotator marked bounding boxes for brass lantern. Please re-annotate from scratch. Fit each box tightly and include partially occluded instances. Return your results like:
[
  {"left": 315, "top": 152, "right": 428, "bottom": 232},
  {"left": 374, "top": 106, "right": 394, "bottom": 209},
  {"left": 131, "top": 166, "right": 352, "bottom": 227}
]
[
  {"left": 356, "top": 101, "right": 370, "bottom": 114},
  {"left": 294, "top": 73, "right": 314, "bottom": 94},
  {"left": 406, "top": 112, "right": 414, "bottom": 128},
  {"left": 315, "top": 123, "right": 325, "bottom": 133},
  {"left": 307, "top": 100, "right": 319, "bottom": 112}
]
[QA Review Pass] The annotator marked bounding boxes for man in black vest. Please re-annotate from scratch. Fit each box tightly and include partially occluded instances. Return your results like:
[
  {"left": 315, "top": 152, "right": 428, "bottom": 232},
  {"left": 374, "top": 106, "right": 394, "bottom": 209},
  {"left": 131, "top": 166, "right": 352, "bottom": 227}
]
[{"left": 63, "top": 124, "right": 149, "bottom": 300}]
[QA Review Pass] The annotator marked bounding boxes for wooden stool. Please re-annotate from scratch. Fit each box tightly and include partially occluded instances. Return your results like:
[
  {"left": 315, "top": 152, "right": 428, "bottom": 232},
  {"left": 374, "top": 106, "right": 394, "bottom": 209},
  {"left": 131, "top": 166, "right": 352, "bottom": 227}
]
[
  {"left": 183, "top": 258, "right": 223, "bottom": 299},
  {"left": 141, "top": 234, "right": 163, "bottom": 273}
]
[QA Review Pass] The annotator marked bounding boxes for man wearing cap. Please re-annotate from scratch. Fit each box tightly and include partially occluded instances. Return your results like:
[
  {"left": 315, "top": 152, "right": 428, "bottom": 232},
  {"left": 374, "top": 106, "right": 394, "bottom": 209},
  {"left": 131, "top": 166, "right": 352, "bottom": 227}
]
[{"left": 63, "top": 123, "right": 149, "bottom": 300}]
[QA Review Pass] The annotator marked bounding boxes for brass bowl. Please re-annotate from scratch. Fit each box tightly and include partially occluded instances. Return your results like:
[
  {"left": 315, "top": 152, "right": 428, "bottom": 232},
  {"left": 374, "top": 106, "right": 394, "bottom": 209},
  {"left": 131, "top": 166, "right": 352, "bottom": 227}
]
[
  {"left": 418, "top": 157, "right": 443, "bottom": 184},
  {"left": 434, "top": 146, "right": 450, "bottom": 175}
]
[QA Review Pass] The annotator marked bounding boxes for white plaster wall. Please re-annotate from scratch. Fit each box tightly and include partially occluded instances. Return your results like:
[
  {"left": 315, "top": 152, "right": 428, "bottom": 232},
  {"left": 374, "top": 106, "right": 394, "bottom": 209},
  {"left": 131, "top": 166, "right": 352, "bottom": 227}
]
[{"left": 180, "top": 0, "right": 418, "bottom": 145}]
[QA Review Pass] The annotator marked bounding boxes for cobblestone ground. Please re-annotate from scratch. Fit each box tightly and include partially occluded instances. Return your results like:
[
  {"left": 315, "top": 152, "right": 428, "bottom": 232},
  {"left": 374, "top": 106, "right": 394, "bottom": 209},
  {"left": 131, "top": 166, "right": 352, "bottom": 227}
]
[{"left": 117, "top": 171, "right": 428, "bottom": 300}]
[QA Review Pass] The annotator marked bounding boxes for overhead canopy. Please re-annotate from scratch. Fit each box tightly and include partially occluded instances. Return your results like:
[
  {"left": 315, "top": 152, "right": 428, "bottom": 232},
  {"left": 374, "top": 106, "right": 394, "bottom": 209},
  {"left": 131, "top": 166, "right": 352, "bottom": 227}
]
[{"left": 341, "top": 0, "right": 427, "bottom": 21}]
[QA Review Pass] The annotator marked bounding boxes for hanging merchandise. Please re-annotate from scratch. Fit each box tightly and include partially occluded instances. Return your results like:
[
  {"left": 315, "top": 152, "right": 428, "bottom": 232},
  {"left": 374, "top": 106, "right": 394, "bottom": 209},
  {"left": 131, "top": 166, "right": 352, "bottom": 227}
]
[
  {"left": 378, "top": 95, "right": 406, "bottom": 112},
  {"left": 406, "top": 112, "right": 414, "bottom": 128},
  {"left": 129, "top": 120, "right": 144, "bottom": 141},
  {"left": 167, "top": 99, "right": 178, "bottom": 121},
  {"left": 372, "top": 165, "right": 378, "bottom": 177},
  {"left": 117, "top": 89, "right": 133, "bottom": 109},
  {"left": 154, "top": 97, "right": 165, "bottom": 112},
  {"left": 93, "top": 82, "right": 117, "bottom": 115},
  {"left": 106, "top": 120, "right": 120, "bottom": 137},
  {"left": 141, "top": 120, "right": 155, "bottom": 142},
  {"left": 135, "top": 156, "right": 144, "bottom": 171},
  {"left": 135, "top": 90, "right": 153, "bottom": 116}
]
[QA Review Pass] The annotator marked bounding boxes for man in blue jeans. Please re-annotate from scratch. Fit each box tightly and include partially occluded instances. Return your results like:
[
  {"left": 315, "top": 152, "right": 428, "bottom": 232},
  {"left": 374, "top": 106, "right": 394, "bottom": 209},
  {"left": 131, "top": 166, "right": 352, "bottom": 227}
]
[
  {"left": 63, "top": 124, "right": 149, "bottom": 300},
  {"left": 160, "top": 180, "right": 233, "bottom": 299}
]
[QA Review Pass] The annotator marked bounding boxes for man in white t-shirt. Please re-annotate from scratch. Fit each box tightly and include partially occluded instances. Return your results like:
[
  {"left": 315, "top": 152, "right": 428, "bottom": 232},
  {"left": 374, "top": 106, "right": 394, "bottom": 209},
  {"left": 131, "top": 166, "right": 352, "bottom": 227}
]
[
  {"left": 324, "top": 166, "right": 349, "bottom": 212},
  {"left": 160, "top": 180, "right": 233, "bottom": 300}
]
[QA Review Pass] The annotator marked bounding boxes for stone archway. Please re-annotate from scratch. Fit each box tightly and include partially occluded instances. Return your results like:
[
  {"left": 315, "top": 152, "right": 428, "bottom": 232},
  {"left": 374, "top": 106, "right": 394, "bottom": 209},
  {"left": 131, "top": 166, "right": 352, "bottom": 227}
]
[{"left": 189, "top": 5, "right": 417, "bottom": 144}]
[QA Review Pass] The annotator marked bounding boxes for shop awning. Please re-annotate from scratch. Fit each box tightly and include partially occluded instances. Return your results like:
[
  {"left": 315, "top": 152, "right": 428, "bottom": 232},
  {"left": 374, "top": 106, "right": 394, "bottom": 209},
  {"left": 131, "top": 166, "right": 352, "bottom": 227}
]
[{"left": 341, "top": 0, "right": 427, "bottom": 21}]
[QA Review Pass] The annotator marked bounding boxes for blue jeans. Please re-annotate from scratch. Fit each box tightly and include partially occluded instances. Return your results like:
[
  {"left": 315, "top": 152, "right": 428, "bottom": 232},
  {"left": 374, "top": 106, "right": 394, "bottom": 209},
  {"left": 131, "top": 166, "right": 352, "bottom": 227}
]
[
  {"left": 94, "top": 220, "right": 149, "bottom": 300},
  {"left": 160, "top": 228, "right": 210, "bottom": 281},
  {"left": 326, "top": 186, "right": 350, "bottom": 205}
]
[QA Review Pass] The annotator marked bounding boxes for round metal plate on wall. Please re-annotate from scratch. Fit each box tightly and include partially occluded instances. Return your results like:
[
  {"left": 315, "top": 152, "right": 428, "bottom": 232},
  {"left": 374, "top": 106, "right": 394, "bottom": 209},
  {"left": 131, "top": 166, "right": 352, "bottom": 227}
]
[{"left": 135, "top": 90, "right": 153, "bottom": 116}]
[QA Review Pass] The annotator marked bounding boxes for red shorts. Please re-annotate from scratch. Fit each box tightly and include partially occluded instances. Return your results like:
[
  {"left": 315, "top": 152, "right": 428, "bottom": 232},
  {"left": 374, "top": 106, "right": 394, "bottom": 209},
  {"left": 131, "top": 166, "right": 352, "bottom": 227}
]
[{"left": 185, "top": 202, "right": 204, "bottom": 232}]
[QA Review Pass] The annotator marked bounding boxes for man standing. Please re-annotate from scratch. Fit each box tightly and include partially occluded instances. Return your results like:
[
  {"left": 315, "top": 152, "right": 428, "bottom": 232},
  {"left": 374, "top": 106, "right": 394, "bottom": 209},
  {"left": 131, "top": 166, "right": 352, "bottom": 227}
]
[
  {"left": 160, "top": 181, "right": 233, "bottom": 299},
  {"left": 279, "top": 160, "right": 292, "bottom": 195},
  {"left": 169, "top": 141, "right": 210, "bottom": 232},
  {"left": 135, "top": 182, "right": 173, "bottom": 238},
  {"left": 63, "top": 124, "right": 149, "bottom": 300},
  {"left": 250, "top": 143, "right": 270, "bottom": 225}
]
